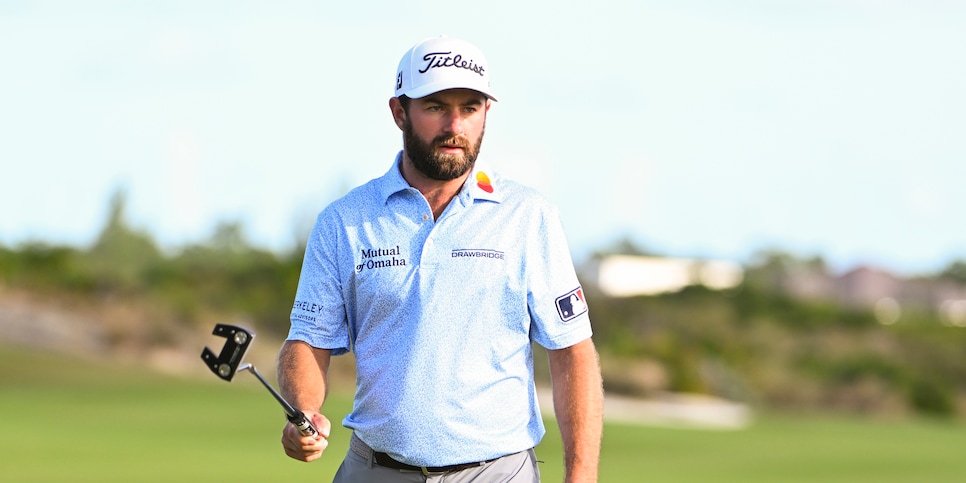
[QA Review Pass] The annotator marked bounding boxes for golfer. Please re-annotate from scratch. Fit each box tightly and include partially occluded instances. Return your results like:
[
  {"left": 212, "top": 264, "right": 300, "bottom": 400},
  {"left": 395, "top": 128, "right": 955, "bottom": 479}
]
[{"left": 278, "top": 35, "right": 603, "bottom": 482}]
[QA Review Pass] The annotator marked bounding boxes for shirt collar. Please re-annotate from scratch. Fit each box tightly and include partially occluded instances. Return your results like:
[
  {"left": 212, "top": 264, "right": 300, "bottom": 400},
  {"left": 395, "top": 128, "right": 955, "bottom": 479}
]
[
  {"left": 463, "top": 162, "right": 503, "bottom": 204},
  {"left": 378, "top": 151, "right": 504, "bottom": 204},
  {"left": 377, "top": 151, "right": 414, "bottom": 203}
]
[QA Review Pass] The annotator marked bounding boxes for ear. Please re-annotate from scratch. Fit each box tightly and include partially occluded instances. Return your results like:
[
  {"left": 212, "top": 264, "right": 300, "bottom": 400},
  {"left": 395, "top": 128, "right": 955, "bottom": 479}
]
[{"left": 389, "top": 97, "right": 407, "bottom": 130}]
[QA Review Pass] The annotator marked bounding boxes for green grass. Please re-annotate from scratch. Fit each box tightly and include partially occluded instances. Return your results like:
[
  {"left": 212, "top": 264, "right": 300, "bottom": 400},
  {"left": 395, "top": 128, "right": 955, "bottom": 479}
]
[{"left": 1, "top": 345, "right": 964, "bottom": 482}]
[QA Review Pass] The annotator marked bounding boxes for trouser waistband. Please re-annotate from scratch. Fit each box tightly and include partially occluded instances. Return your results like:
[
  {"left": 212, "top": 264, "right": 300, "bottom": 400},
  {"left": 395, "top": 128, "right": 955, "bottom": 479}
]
[{"left": 349, "top": 433, "right": 494, "bottom": 476}]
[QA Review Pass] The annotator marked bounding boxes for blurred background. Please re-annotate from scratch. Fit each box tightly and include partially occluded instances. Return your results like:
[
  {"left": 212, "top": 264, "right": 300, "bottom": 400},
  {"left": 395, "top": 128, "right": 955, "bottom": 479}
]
[{"left": 2, "top": 1, "right": 965, "bottom": 481}]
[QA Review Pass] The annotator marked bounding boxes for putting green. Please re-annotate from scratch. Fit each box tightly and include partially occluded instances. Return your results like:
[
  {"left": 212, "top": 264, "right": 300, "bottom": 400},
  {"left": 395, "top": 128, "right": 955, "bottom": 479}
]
[{"left": 1, "top": 345, "right": 963, "bottom": 482}]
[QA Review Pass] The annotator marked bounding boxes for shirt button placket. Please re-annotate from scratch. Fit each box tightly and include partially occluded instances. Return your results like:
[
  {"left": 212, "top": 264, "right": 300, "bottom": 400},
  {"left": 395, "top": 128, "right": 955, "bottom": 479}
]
[{"left": 421, "top": 234, "right": 437, "bottom": 268}]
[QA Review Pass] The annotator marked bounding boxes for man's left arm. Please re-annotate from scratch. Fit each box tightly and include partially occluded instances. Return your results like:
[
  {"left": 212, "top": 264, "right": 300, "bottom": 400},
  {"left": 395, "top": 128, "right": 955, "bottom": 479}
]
[{"left": 548, "top": 337, "right": 604, "bottom": 483}]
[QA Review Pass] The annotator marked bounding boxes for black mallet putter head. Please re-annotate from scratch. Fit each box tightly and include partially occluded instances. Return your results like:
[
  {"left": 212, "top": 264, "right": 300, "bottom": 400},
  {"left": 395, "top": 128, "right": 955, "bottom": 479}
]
[
  {"left": 201, "top": 323, "right": 254, "bottom": 381},
  {"left": 200, "top": 323, "right": 319, "bottom": 438}
]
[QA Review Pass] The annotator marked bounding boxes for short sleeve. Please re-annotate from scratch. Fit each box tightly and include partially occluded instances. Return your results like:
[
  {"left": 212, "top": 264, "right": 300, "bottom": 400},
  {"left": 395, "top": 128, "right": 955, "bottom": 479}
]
[
  {"left": 287, "top": 211, "right": 351, "bottom": 355},
  {"left": 526, "top": 204, "right": 593, "bottom": 350}
]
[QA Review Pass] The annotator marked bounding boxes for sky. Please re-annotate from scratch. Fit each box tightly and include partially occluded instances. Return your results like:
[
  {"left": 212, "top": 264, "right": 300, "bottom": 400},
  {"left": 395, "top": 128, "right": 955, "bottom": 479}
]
[{"left": 1, "top": 0, "right": 964, "bottom": 275}]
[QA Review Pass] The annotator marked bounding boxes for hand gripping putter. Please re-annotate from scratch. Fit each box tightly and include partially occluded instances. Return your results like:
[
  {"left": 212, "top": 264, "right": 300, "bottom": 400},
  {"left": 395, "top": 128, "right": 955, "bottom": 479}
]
[{"left": 201, "top": 323, "right": 319, "bottom": 438}]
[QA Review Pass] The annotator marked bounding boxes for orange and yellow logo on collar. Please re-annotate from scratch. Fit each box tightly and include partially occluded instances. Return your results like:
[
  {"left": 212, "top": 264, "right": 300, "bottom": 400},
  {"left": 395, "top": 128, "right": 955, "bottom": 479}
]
[{"left": 476, "top": 171, "right": 494, "bottom": 193}]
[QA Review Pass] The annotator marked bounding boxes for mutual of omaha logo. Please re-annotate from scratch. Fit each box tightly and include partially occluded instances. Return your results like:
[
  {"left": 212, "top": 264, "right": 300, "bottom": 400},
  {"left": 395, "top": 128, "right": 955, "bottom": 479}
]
[
  {"left": 555, "top": 286, "right": 588, "bottom": 322},
  {"left": 356, "top": 245, "right": 407, "bottom": 273}
]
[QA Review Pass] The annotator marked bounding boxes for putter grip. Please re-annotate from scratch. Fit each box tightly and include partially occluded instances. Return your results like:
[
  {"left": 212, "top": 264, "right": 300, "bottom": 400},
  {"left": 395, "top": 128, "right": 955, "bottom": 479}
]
[{"left": 289, "top": 410, "right": 320, "bottom": 438}]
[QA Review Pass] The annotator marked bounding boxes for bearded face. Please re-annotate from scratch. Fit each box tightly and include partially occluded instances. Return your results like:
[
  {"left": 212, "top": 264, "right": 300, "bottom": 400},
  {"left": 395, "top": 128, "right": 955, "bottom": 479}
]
[{"left": 403, "top": 117, "right": 485, "bottom": 181}]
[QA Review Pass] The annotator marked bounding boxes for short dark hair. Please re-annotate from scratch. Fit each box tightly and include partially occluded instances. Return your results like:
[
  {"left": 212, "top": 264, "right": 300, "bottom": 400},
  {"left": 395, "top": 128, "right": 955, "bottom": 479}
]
[{"left": 398, "top": 95, "right": 412, "bottom": 113}]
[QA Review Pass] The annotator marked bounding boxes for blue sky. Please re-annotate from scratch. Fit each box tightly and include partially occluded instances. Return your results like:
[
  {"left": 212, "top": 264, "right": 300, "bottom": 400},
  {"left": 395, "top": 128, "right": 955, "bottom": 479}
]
[{"left": 1, "top": 0, "right": 964, "bottom": 275}]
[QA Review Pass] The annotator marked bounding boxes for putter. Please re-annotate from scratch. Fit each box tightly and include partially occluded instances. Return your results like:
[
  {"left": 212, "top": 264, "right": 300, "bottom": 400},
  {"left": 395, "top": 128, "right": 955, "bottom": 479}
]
[{"left": 201, "top": 323, "right": 319, "bottom": 438}]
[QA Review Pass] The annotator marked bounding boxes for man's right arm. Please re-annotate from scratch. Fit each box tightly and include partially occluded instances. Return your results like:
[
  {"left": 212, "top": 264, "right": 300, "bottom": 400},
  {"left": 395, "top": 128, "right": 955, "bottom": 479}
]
[{"left": 277, "top": 340, "right": 333, "bottom": 462}]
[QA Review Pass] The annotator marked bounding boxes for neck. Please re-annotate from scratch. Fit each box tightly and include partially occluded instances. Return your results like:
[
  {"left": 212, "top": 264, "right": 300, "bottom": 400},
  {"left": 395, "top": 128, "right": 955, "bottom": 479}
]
[{"left": 399, "top": 154, "right": 471, "bottom": 220}]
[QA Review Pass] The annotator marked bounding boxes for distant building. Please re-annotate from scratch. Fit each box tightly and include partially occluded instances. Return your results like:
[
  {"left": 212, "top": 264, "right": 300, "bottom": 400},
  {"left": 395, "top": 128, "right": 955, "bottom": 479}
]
[
  {"left": 582, "top": 254, "right": 966, "bottom": 326},
  {"left": 767, "top": 263, "right": 966, "bottom": 325},
  {"left": 583, "top": 255, "right": 744, "bottom": 297},
  {"left": 834, "top": 266, "right": 903, "bottom": 308}
]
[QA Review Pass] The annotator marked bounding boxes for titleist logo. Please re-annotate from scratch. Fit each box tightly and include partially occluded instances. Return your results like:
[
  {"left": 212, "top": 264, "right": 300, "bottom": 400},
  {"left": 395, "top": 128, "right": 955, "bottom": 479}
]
[{"left": 419, "top": 51, "right": 485, "bottom": 77}]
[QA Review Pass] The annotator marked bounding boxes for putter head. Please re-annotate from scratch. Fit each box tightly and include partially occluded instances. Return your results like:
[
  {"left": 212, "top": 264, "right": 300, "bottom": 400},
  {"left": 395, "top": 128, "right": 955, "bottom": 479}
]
[{"left": 200, "top": 324, "right": 255, "bottom": 381}]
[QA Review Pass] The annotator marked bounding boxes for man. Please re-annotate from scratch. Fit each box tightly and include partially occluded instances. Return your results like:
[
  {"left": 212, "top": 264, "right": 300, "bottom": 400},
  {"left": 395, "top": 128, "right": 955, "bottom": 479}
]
[{"left": 278, "top": 35, "right": 603, "bottom": 482}]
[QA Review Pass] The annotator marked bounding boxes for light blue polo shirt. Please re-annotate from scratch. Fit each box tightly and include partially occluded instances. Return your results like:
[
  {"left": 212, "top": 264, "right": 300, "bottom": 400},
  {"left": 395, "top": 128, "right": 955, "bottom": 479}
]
[{"left": 287, "top": 152, "right": 592, "bottom": 467}]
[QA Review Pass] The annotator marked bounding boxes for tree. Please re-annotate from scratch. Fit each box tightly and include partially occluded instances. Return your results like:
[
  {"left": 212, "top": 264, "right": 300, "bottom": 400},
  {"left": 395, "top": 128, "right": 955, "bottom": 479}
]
[
  {"left": 86, "top": 188, "right": 161, "bottom": 292},
  {"left": 940, "top": 260, "right": 966, "bottom": 284},
  {"left": 590, "top": 235, "right": 657, "bottom": 259}
]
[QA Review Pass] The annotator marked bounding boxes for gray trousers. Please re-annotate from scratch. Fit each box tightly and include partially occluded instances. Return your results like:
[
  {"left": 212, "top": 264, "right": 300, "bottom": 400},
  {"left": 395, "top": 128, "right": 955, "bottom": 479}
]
[{"left": 332, "top": 434, "right": 540, "bottom": 482}]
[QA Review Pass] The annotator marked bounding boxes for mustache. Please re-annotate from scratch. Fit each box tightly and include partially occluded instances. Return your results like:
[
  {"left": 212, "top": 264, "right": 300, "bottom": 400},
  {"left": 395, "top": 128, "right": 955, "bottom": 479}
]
[{"left": 433, "top": 135, "right": 471, "bottom": 150}]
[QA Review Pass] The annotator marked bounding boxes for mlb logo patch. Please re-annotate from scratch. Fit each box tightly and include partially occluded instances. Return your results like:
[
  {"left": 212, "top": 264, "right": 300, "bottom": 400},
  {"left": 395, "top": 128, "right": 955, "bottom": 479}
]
[{"left": 555, "top": 286, "right": 588, "bottom": 322}]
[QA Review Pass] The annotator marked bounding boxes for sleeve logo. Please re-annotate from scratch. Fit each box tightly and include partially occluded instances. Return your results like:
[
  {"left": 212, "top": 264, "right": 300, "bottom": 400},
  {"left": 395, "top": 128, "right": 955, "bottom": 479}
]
[{"left": 555, "top": 286, "right": 588, "bottom": 322}]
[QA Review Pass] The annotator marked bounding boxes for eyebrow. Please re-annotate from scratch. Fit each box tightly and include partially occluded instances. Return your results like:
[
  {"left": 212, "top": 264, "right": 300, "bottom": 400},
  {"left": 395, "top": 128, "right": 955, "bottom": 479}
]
[{"left": 421, "top": 95, "right": 485, "bottom": 107}]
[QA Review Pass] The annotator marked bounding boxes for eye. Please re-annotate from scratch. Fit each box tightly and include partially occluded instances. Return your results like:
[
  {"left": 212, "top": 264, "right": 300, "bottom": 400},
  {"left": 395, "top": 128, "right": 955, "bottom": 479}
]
[{"left": 426, "top": 105, "right": 442, "bottom": 112}]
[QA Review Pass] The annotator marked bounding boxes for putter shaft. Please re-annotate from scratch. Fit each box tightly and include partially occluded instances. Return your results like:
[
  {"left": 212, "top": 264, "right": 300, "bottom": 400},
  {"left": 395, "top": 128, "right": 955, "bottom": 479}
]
[{"left": 238, "top": 363, "right": 320, "bottom": 438}]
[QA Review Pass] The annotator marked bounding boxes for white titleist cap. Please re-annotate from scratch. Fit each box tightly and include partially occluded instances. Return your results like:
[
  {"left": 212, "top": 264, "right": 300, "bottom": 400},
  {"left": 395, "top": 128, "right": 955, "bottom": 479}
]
[{"left": 394, "top": 35, "right": 497, "bottom": 101}]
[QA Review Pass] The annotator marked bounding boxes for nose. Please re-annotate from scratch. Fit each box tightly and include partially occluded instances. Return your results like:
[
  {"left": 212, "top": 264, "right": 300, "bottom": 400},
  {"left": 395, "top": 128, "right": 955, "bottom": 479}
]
[{"left": 444, "top": 111, "right": 464, "bottom": 135}]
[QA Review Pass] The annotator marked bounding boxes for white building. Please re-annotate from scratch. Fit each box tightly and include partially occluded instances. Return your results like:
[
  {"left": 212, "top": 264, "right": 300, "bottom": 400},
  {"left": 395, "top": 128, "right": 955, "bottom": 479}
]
[{"left": 585, "top": 255, "right": 744, "bottom": 297}]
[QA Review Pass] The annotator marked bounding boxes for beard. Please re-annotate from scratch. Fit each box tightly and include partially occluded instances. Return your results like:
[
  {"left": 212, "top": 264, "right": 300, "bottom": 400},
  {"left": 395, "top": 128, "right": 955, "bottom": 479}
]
[{"left": 403, "top": 119, "right": 485, "bottom": 181}]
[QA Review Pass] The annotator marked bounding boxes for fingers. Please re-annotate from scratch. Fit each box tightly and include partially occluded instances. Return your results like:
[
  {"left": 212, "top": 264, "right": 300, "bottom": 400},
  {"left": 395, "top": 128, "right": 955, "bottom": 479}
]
[
  {"left": 282, "top": 424, "right": 327, "bottom": 462},
  {"left": 312, "top": 413, "right": 332, "bottom": 438},
  {"left": 281, "top": 412, "right": 331, "bottom": 462}
]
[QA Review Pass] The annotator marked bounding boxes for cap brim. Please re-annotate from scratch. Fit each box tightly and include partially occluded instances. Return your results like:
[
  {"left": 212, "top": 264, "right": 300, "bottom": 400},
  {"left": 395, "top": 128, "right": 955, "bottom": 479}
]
[{"left": 403, "top": 82, "right": 498, "bottom": 102}]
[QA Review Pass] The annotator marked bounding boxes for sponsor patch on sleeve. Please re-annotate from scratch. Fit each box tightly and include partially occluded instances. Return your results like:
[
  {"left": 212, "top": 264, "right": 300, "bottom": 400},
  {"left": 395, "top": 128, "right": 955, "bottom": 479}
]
[{"left": 555, "top": 286, "right": 588, "bottom": 322}]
